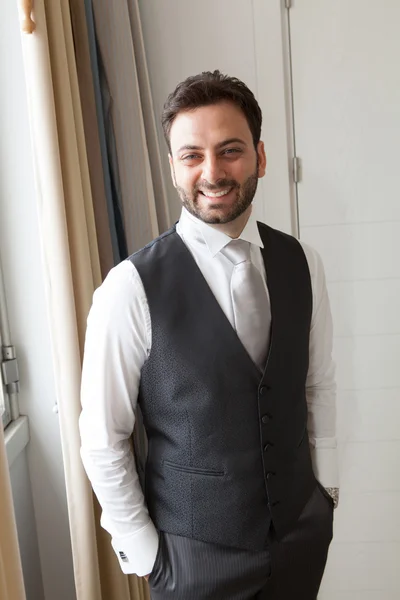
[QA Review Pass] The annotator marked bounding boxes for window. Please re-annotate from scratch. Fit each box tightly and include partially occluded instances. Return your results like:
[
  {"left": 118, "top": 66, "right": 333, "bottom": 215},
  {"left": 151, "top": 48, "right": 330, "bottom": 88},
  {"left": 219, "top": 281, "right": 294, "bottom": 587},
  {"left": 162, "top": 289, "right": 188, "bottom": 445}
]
[{"left": 0, "top": 259, "right": 18, "bottom": 429}]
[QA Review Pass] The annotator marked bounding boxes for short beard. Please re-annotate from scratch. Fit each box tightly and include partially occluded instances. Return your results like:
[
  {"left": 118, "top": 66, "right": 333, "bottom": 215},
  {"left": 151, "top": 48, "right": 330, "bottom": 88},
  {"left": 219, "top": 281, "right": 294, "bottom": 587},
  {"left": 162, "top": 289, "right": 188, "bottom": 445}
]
[{"left": 176, "top": 162, "right": 259, "bottom": 225}]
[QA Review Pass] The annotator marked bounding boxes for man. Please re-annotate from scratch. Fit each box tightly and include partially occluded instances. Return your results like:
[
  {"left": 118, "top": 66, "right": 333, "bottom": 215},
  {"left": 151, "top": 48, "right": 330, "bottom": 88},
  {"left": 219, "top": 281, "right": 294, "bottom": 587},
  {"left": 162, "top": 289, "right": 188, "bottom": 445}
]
[{"left": 79, "top": 70, "right": 339, "bottom": 599}]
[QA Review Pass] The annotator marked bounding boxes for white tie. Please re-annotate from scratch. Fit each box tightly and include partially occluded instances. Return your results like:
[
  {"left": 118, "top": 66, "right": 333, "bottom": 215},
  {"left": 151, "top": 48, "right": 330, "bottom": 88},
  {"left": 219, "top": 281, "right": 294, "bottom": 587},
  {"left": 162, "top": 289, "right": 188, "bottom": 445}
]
[{"left": 223, "top": 239, "right": 270, "bottom": 370}]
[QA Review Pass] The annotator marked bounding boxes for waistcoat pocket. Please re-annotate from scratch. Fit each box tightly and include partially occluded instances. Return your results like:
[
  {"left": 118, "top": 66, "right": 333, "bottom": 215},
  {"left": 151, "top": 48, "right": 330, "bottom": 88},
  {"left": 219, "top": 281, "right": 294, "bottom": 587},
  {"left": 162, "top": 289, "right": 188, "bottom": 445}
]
[{"left": 163, "top": 460, "right": 225, "bottom": 477}]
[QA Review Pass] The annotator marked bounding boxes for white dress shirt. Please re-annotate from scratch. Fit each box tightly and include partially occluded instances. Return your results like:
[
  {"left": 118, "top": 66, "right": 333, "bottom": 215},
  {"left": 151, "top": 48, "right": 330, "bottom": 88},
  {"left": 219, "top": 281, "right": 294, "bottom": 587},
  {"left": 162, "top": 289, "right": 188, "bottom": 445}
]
[{"left": 79, "top": 206, "right": 338, "bottom": 577}]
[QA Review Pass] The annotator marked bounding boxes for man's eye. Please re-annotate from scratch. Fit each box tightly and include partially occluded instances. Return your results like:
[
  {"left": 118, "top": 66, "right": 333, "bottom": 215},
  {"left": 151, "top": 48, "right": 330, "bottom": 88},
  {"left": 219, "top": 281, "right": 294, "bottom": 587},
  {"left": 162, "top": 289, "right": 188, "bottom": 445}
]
[
  {"left": 182, "top": 154, "right": 201, "bottom": 161},
  {"left": 223, "top": 148, "right": 241, "bottom": 155}
]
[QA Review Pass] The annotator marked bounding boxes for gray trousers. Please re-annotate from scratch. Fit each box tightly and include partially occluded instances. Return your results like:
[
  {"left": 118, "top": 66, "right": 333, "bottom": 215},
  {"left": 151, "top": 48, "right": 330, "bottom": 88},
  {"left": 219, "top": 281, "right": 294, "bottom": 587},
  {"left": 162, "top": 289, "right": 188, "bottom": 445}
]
[{"left": 148, "top": 482, "right": 334, "bottom": 600}]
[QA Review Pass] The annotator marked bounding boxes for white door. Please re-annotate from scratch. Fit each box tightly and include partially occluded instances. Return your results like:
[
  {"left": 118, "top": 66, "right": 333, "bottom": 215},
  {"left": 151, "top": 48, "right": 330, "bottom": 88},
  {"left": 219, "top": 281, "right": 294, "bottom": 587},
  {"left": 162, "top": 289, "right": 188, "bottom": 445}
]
[{"left": 289, "top": 2, "right": 400, "bottom": 599}]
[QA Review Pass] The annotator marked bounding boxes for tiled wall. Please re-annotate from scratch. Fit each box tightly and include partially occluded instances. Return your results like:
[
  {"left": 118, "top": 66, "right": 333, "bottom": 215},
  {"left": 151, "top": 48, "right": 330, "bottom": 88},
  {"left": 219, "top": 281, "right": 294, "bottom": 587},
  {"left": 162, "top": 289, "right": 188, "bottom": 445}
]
[
  {"left": 302, "top": 223, "right": 400, "bottom": 600},
  {"left": 290, "top": 3, "right": 400, "bottom": 596}
]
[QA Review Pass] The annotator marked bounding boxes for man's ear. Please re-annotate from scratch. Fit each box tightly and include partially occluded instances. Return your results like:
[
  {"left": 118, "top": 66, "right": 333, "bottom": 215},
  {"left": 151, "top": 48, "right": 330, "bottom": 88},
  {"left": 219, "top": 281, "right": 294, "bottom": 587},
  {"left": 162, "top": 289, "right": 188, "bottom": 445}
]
[
  {"left": 169, "top": 154, "right": 177, "bottom": 188},
  {"left": 256, "top": 141, "right": 267, "bottom": 178}
]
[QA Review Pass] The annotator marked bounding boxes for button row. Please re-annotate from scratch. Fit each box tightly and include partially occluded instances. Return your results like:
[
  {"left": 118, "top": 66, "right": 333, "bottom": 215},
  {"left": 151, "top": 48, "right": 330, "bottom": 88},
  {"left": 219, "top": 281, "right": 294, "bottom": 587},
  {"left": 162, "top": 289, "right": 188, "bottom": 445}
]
[{"left": 259, "top": 385, "right": 271, "bottom": 396}]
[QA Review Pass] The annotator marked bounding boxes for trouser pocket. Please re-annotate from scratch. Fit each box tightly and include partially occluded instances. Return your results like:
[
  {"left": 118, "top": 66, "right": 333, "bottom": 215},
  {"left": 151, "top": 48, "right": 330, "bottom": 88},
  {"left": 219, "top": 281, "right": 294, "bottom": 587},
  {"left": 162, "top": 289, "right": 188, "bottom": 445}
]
[{"left": 148, "top": 532, "right": 164, "bottom": 587}]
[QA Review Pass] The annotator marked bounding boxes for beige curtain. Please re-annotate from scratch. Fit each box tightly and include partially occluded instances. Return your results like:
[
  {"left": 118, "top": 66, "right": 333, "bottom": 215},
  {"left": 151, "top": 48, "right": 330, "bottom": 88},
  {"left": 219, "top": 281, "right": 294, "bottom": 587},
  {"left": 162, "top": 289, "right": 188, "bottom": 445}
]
[
  {"left": 0, "top": 425, "right": 26, "bottom": 600},
  {"left": 18, "top": 0, "right": 152, "bottom": 598}
]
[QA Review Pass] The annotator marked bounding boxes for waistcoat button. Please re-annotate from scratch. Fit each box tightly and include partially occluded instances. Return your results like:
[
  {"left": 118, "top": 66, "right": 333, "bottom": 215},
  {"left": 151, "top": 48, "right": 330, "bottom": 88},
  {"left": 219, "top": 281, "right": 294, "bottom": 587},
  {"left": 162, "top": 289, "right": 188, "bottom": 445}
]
[{"left": 262, "top": 414, "right": 270, "bottom": 424}]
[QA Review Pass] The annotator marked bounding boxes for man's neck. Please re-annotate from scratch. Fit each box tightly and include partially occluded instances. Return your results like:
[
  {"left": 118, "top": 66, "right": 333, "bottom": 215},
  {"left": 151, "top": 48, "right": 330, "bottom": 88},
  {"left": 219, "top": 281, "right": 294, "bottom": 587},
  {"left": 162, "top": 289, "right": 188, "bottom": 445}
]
[{"left": 207, "top": 205, "right": 252, "bottom": 239}]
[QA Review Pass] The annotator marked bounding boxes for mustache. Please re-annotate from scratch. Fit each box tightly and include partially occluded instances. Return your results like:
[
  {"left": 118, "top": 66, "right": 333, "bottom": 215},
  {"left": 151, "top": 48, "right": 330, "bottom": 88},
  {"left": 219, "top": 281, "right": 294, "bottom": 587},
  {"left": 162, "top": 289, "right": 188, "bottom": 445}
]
[{"left": 195, "top": 180, "right": 239, "bottom": 193}]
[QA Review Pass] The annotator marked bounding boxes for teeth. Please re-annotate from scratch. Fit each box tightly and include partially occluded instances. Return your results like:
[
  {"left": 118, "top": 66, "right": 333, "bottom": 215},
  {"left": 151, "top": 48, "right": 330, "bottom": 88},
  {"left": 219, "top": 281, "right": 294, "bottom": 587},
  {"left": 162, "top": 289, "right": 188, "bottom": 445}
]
[{"left": 202, "top": 188, "right": 231, "bottom": 198}]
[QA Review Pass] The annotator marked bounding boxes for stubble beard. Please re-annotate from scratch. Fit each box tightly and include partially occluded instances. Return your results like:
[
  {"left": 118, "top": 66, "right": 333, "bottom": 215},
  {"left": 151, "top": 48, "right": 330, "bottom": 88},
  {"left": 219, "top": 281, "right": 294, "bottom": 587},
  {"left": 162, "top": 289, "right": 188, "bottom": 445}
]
[{"left": 176, "top": 163, "right": 259, "bottom": 225}]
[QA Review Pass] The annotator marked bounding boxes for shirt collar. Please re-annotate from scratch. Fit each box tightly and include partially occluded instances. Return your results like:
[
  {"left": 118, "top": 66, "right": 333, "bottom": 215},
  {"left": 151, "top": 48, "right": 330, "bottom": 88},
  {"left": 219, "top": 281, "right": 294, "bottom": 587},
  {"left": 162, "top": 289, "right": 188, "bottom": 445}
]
[{"left": 178, "top": 206, "right": 264, "bottom": 258}]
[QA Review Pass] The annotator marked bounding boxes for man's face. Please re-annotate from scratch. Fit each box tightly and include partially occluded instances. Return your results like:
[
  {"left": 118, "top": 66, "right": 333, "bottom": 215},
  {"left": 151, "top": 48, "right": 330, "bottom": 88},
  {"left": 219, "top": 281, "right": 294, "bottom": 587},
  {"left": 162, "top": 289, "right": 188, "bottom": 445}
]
[{"left": 168, "top": 102, "right": 266, "bottom": 225}]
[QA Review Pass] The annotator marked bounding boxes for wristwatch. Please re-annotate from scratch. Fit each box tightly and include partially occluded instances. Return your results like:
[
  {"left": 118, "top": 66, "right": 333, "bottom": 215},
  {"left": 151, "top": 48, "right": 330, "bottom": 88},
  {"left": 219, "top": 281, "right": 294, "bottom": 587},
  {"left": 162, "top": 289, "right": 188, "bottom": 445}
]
[{"left": 325, "top": 487, "right": 339, "bottom": 509}]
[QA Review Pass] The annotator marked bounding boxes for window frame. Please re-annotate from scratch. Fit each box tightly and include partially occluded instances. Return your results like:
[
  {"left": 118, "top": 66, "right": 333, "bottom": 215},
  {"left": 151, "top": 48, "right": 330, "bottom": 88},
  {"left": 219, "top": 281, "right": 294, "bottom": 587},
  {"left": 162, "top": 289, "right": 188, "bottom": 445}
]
[
  {"left": 1, "top": 377, "right": 11, "bottom": 429},
  {"left": 0, "top": 259, "right": 16, "bottom": 430}
]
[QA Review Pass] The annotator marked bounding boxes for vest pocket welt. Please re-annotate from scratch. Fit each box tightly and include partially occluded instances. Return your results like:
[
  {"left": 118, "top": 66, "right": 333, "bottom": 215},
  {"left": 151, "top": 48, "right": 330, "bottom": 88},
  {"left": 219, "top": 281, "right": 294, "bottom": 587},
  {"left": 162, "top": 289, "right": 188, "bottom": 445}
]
[{"left": 163, "top": 460, "right": 225, "bottom": 477}]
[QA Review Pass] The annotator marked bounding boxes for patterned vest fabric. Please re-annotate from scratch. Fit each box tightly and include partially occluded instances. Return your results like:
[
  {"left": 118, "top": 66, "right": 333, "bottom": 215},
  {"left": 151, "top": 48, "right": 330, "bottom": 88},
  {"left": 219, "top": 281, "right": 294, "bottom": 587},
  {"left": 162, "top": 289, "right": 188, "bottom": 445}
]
[{"left": 129, "top": 222, "right": 315, "bottom": 551}]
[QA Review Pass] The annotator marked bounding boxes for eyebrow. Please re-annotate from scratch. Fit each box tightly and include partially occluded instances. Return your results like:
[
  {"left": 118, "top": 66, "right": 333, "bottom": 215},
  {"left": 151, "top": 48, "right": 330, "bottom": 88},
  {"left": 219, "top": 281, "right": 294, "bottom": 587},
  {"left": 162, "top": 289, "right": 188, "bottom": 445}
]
[{"left": 176, "top": 138, "right": 247, "bottom": 154}]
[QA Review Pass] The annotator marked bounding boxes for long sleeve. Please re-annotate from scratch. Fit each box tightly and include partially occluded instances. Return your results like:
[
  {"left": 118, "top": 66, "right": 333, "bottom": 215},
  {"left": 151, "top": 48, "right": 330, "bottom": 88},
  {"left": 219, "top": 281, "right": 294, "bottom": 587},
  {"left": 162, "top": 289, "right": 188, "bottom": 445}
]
[
  {"left": 301, "top": 243, "right": 339, "bottom": 492},
  {"left": 79, "top": 260, "right": 159, "bottom": 576}
]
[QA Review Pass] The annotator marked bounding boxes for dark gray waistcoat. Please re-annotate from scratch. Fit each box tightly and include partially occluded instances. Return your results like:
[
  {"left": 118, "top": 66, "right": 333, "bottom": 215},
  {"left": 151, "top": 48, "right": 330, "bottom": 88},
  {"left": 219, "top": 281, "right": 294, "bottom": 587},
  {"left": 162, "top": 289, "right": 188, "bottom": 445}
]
[{"left": 129, "top": 221, "right": 316, "bottom": 551}]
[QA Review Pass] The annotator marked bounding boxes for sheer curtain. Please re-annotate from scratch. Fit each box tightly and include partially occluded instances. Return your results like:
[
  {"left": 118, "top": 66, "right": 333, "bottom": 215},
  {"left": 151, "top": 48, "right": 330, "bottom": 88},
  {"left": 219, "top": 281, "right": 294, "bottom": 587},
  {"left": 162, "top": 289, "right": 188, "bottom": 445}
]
[{"left": 17, "top": 0, "right": 167, "bottom": 597}]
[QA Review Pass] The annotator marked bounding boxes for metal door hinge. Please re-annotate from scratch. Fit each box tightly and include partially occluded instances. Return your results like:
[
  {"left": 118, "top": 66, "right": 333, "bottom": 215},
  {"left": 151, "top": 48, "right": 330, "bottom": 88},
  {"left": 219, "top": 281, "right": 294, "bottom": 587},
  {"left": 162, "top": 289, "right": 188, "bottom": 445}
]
[
  {"left": 1, "top": 345, "right": 20, "bottom": 394},
  {"left": 293, "top": 156, "right": 301, "bottom": 183}
]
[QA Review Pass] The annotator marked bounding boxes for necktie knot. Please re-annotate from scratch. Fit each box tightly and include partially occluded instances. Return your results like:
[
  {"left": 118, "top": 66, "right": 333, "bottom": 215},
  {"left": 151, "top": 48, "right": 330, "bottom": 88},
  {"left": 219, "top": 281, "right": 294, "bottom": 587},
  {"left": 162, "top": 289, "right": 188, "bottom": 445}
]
[{"left": 222, "top": 238, "right": 251, "bottom": 265}]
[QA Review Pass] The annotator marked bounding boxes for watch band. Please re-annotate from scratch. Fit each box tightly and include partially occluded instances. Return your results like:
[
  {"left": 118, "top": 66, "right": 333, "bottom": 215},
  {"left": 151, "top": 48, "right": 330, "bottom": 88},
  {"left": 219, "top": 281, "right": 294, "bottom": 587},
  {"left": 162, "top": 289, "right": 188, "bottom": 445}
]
[{"left": 325, "top": 487, "right": 339, "bottom": 509}]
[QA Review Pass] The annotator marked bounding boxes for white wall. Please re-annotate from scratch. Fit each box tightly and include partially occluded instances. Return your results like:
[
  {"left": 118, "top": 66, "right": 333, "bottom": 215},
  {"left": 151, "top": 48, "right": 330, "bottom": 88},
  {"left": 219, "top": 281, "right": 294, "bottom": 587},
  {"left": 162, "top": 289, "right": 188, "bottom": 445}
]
[
  {"left": 0, "top": 2, "right": 75, "bottom": 599},
  {"left": 289, "top": 3, "right": 400, "bottom": 598}
]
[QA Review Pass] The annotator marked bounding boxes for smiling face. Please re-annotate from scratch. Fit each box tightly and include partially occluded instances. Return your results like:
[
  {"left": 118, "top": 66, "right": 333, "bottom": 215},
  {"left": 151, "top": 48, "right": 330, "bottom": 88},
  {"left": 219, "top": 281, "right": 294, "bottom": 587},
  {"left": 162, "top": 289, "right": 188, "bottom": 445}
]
[{"left": 168, "top": 101, "right": 266, "bottom": 226}]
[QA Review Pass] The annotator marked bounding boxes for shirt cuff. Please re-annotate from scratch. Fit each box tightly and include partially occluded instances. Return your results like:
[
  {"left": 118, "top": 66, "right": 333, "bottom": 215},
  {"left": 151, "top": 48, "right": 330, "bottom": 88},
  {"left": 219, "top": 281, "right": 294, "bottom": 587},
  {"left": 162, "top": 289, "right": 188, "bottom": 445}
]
[
  {"left": 111, "top": 521, "right": 159, "bottom": 576},
  {"left": 310, "top": 445, "right": 339, "bottom": 488}
]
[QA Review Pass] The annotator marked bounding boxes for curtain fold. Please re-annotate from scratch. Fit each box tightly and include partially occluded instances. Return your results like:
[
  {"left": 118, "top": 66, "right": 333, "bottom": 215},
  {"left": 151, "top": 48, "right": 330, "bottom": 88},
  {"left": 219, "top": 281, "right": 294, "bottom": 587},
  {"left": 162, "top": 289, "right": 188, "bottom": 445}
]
[
  {"left": 126, "top": 0, "right": 171, "bottom": 236},
  {"left": 68, "top": 0, "right": 115, "bottom": 278},
  {"left": 0, "top": 425, "right": 26, "bottom": 600},
  {"left": 73, "top": 0, "right": 127, "bottom": 270},
  {"left": 17, "top": 0, "right": 154, "bottom": 598},
  {"left": 89, "top": 0, "right": 171, "bottom": 253}
]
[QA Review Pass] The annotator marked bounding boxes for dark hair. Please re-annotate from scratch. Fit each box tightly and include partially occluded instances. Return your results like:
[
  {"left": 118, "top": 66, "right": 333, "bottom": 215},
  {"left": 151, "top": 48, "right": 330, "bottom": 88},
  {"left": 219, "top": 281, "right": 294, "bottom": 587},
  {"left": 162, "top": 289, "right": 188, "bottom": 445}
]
[{"left": 162, "top": 70, "right": 262, "bottom": 152}]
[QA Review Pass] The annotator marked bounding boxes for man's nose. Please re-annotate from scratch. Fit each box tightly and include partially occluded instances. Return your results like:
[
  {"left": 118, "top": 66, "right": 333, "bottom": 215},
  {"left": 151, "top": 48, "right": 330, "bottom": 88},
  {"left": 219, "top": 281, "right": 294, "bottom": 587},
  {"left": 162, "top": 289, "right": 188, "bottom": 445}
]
[{"left": 201, "top": 156, "right": 226, "bottom": 185}]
